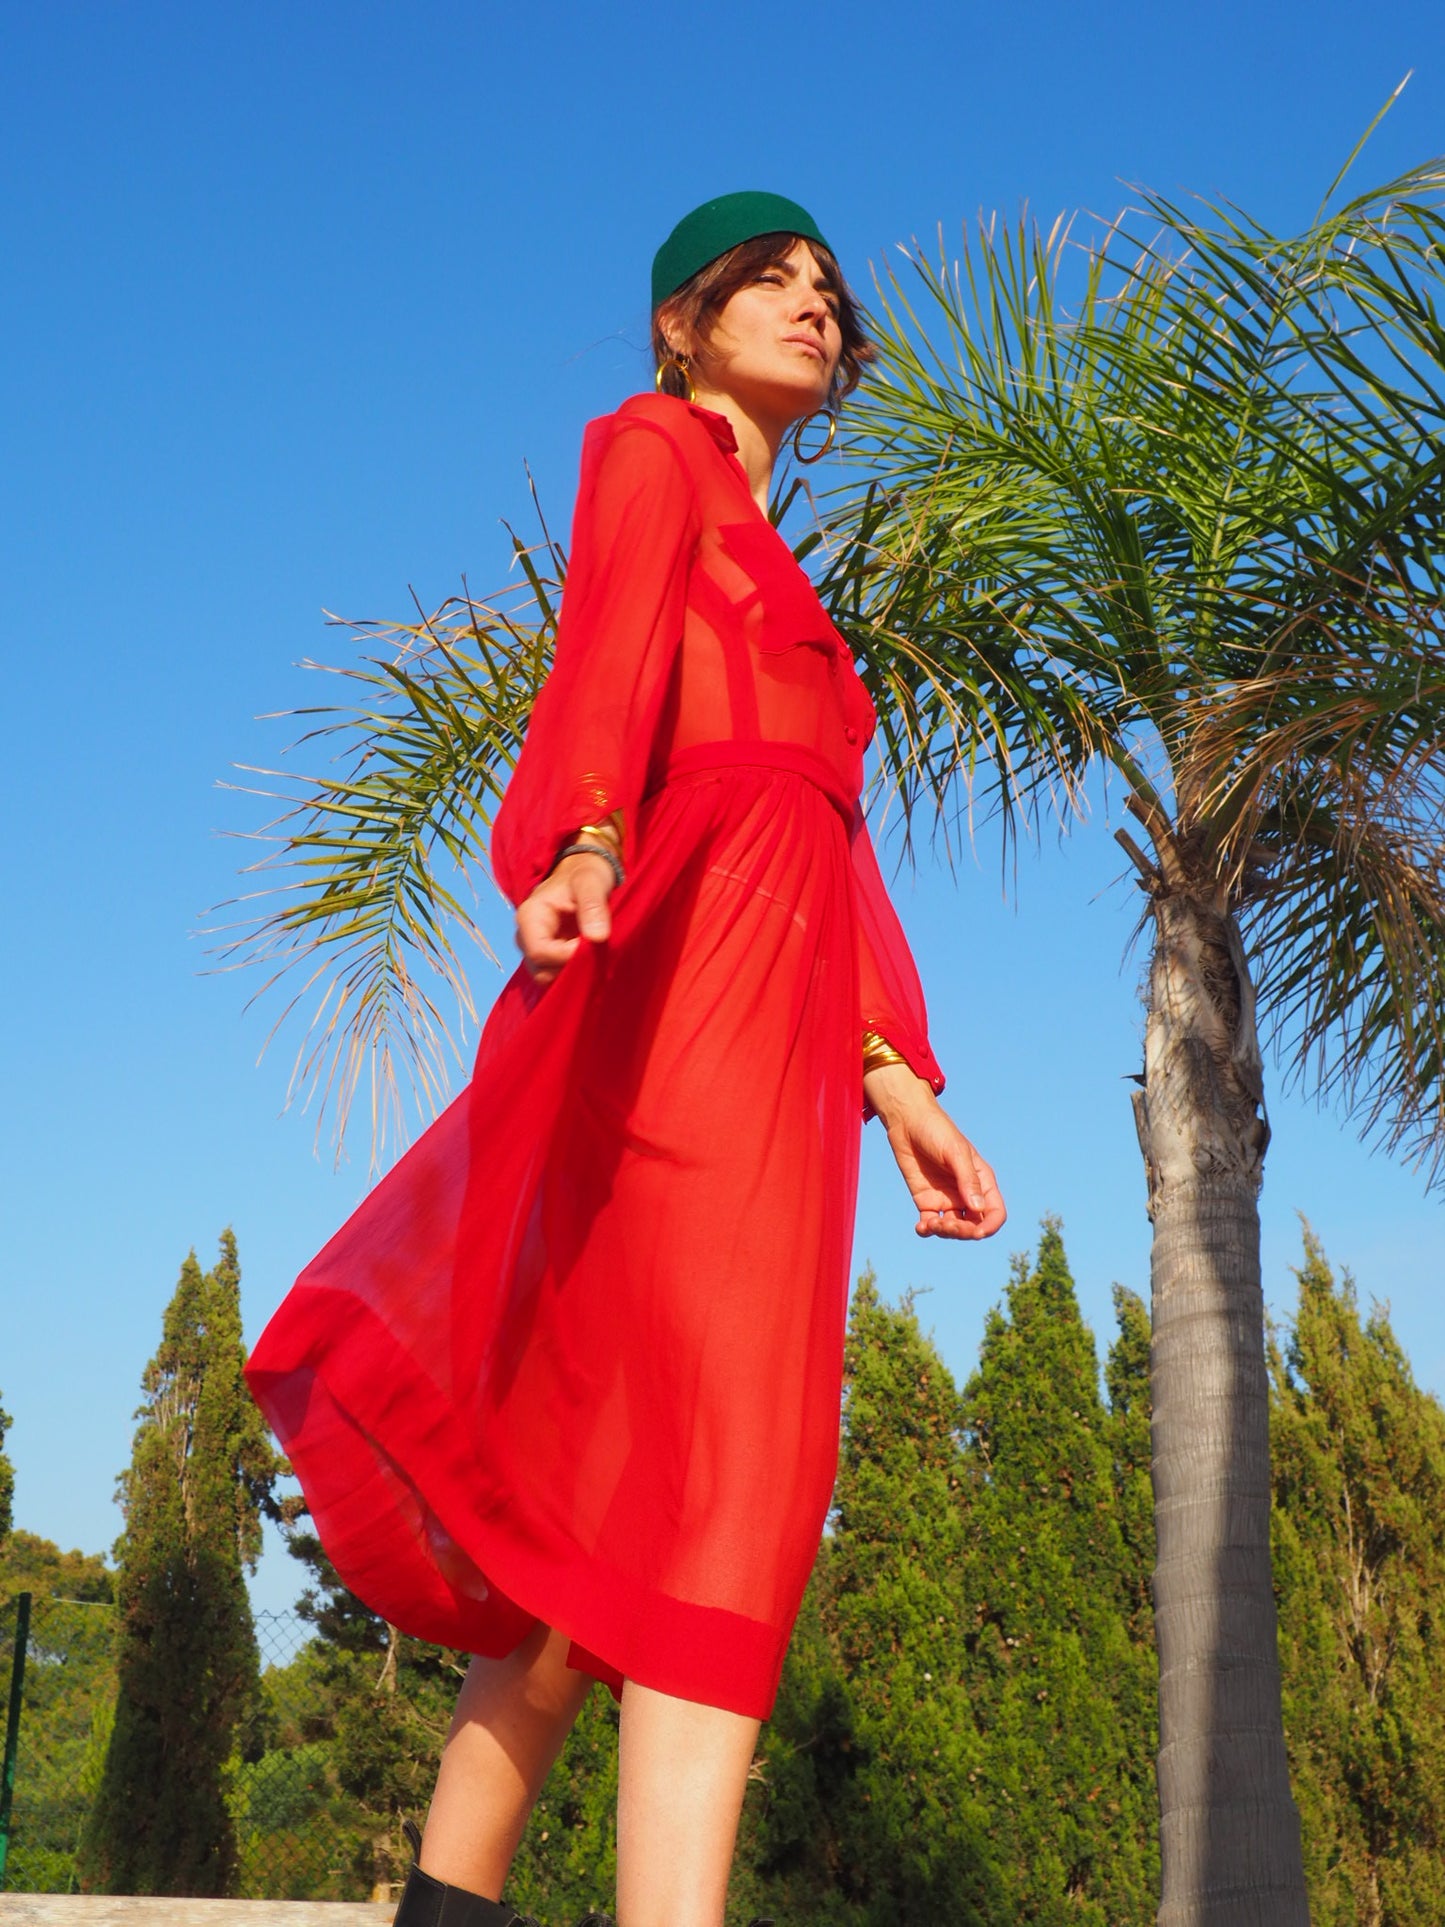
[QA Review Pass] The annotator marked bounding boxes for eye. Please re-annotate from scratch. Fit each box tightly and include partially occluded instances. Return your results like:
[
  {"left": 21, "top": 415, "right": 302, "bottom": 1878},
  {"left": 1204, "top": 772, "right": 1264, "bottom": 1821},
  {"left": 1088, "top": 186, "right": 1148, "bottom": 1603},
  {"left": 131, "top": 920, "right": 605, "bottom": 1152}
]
[{"left": 756, "top": 271, "right": 786, "bottom": 287}]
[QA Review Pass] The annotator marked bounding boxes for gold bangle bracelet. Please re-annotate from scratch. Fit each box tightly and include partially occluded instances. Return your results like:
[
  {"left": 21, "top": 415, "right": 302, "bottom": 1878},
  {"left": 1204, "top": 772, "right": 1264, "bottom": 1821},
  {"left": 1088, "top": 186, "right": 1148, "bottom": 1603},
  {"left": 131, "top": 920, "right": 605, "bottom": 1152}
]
[
  {"left": 578, "top": 812, "right": 623, "bottom": 851},
  {"left": 862, "top": 1028, "right": 910, "bottom": 1075}
]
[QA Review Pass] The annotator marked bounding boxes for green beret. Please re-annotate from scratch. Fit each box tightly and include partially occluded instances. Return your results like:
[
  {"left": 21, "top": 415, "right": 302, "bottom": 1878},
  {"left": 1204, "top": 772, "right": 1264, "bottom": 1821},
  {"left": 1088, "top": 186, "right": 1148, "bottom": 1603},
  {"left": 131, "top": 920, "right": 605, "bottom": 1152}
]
[{"left": 651, "top": 191, "right": 830, "bottom": 313}]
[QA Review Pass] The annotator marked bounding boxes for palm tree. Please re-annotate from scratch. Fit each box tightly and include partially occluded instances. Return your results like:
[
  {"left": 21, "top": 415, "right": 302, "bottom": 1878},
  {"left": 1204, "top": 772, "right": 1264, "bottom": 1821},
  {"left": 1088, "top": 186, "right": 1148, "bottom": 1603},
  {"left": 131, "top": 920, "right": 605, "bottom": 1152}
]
[
  {"left": 220, "top": 150, "right": 1445, "bottom": 1926},
  {"left": 816, "top": 156, "right": 1445, "bottom": 1922}
]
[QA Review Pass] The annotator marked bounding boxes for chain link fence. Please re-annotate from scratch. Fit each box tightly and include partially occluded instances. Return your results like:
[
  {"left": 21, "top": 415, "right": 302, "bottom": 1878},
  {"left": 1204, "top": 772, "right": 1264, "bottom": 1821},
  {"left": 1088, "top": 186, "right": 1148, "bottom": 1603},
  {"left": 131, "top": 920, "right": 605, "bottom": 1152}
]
[
  {"left": 1, "top": 1594, "right": 115, "bottom": 1894},
  {"left": 231, "top": 1608, "right": 382, "bottom": 1901},
  {"left": 2, "top": 1594, "right": 372, "bottom": 1899}
]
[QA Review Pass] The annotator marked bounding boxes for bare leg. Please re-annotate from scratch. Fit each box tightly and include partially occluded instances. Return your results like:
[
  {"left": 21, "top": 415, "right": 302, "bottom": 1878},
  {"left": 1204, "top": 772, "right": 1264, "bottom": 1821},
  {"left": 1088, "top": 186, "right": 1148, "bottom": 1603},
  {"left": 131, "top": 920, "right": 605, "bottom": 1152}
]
[
  {"left": 420, "top": 1623, "right": 593, "bottom": 1899},
  {"left": 615, "top": 1680, "right": 761, "bottom": 1927}
]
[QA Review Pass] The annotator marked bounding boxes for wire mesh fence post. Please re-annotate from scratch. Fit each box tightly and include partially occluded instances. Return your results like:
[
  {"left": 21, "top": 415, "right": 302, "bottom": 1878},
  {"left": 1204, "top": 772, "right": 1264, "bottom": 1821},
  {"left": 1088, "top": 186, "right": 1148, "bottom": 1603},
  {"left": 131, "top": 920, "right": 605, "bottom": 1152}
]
[{"left": 0, "top": 1591, "right": 33, "bottom": 1889}]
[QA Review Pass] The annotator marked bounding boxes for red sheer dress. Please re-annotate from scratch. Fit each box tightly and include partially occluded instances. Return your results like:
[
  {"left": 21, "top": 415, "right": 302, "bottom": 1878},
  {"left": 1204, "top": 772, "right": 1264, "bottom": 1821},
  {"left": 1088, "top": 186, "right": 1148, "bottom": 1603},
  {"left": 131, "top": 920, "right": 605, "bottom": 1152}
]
[{"left": 246, "top": 392, "right": 944, "bottom": 1720}]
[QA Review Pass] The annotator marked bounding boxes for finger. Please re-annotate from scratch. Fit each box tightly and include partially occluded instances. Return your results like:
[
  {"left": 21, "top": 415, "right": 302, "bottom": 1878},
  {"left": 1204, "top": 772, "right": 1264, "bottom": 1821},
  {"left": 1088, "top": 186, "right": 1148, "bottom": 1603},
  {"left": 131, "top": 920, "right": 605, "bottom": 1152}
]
[
  {"left": 912, "top": 1152, "right": 1006, "bottom": 1240},
  {"left": 523, "top": 936, "right": 580, "bottom": 981},
  {"left": 920, "top": 1167, "right": 1006, "bottom": 1241},
  {"left": 516, "top": 901, "right": 580, "bottom": 976},
  {"left": 908, "top": 1184, "right": 968, "bottom": 1238},
  {"left": 517, "top": 888, "right": 570, "bottom": 951},
  {"left": 570, "top": 872, "right": 613, "bottom": 943},
  {"left": 927, "top": 1213, "right": 990, "bottom": 1243},
  {"left": 972, "top": 1161, "right": 1008, "bottom": 1236},
  {"left": 908, "top": 1166, "right": 982, "bottom": 1223},
  {"left": 946, "top": 1139, "right": 989, "bottom": 1217},
  {"left": 915, "top": 1204, "right": 981, "bottom": 1240}
]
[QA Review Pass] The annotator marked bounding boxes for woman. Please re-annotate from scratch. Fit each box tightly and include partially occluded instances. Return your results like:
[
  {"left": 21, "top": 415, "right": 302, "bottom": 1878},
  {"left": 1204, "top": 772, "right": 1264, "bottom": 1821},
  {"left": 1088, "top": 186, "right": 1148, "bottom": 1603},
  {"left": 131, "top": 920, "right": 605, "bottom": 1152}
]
[{"left": 247, "top": 190, "right": 1006, "bottom": 1927}]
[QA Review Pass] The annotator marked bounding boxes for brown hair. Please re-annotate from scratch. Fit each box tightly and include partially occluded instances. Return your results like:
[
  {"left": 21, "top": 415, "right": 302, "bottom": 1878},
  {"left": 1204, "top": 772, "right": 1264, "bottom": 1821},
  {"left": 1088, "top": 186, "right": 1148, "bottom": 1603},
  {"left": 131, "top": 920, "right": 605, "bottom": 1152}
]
[{"left": 652, "top": 233, "right": 875, "bottom": 410}]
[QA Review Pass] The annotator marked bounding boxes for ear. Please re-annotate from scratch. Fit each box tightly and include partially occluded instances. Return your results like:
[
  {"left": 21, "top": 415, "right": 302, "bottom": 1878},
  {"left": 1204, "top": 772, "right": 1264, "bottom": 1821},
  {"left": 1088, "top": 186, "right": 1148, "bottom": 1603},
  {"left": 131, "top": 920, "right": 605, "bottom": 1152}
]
[{"left": 655, "top": 298, "right": 691, "bottom": 362}]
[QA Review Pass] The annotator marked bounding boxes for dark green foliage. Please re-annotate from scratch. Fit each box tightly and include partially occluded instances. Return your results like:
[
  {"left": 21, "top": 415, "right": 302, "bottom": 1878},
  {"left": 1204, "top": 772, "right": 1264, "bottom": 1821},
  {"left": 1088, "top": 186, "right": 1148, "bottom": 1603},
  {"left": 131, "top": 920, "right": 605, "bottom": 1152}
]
[
  {"left": 0, "top": 1533, "right": 113, "bottom": 1606},
  {"left": 0, "top": 1392, "right": 13, "bottom": 1543},
  {"left": 228, "top": 1632, "right": 361, "bottom": 1898},
  {"left": 732, "top": 1547, "right": 867, "bottom": 1926},
  {"left": 816, "top": 1268, "right": 1001, "bottom": 1925},
  {"left": 0, "top": 1535, "right": 115, "bottom": 1893},
  {"left": 270, "top": 1525, "right": 463, "bottom": 1899},
  {"left": 77, "top": 1232, "right": 283, "bottom": 1897},
  {"left": 1270, "top": 1228, "right": 1445, "bottom": 1925},
  {"left": 506, "top": 1686, "right": 619, "bottom": 1920},
  {"left": 1104, "top": 1285, "right": 1154, "bottom": 1636},
  {"left": 956, "top": 1224, "right": 1158, "bottom": 1923},
  {"left": 270, "top": 1523, "right": 622, "bottom": 1917},
  {"left": 732, "top": 1239, "right": 1160, "bottom": 1925}
]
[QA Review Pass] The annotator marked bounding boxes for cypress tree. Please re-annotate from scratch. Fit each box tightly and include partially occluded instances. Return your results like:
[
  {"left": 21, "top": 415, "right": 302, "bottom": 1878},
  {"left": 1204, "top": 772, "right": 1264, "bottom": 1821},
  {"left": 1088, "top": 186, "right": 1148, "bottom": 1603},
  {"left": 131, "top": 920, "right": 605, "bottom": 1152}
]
[
  {"left": 823, "top": 1269, "right": 999, "bottom": 1925},
  {"left": 78, "top": 1231, "right": 282, "bottom": 1895},
  {"left": 956, "top": 1221, "right": 1157, "bottom": 1924},
  {"left": 731, "top": 1542, "right": 867, "bottom": 1926},
  {"left": 1270, "top": 1227, "right": 1445, "bottom": 1924},
  {"left": 1104, "top": 1284, "right": 1155, "bottom": 1639}
]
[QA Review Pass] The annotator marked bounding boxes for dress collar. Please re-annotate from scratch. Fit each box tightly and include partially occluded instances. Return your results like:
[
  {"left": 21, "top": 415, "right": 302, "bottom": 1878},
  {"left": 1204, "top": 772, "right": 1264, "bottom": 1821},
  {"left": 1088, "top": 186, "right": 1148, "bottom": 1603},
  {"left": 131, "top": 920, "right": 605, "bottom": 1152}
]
[{"left": 685, "top": 402, "right": 739, "bottom": 455}]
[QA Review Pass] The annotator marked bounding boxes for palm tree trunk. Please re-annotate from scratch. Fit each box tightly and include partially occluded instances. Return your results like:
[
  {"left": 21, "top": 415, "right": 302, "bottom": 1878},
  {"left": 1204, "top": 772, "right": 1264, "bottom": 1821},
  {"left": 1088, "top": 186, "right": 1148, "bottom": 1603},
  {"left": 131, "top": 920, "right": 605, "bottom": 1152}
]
[{"left": 1132, "top": 883, "right": 1309, "bottom": 1927}]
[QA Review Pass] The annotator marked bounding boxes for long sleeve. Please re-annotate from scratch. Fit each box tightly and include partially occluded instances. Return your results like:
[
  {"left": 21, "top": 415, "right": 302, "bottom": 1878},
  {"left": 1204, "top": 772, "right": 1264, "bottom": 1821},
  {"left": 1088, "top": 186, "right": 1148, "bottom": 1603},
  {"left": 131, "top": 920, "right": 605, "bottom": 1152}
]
[
  {"left": 490, "top": 409, "right": 699, "bottom": 906},
  {"left": 852, "top": 805, "right": 946, "bottom": 1095}
]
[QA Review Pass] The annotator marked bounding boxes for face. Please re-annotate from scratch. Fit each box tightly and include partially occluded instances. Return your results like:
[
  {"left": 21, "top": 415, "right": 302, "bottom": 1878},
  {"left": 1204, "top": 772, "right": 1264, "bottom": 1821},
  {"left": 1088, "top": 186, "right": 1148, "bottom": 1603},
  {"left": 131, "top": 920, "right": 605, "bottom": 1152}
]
[{"left": 683, "top": 242, "right": 843, "bottom": 424}]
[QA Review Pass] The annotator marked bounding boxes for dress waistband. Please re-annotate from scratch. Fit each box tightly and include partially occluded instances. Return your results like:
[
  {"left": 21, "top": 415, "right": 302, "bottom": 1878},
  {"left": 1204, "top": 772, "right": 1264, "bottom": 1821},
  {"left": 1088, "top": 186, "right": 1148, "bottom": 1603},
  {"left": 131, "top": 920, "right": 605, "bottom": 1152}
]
[{"left": 651, "top": 740, "right": 856, "bottom": 824}]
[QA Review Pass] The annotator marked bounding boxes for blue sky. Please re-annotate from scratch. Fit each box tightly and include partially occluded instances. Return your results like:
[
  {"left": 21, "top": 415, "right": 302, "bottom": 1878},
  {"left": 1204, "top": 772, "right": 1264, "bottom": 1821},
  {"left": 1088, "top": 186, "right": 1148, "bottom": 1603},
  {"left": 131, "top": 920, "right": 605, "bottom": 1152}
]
[{"left": 2, "top": 2, "right": 1441, "bottom": 1616}]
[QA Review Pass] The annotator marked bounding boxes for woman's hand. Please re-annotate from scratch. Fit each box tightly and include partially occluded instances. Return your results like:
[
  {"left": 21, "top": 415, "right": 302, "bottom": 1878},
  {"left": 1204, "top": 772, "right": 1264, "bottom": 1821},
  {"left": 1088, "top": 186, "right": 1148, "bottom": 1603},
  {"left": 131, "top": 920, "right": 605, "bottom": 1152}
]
[
  {"left": 515, "top": 851, "right": 616, "bottom": 987},
  {"left": 864, "top": 1062, "right": 1007, "bottom": 1241}
]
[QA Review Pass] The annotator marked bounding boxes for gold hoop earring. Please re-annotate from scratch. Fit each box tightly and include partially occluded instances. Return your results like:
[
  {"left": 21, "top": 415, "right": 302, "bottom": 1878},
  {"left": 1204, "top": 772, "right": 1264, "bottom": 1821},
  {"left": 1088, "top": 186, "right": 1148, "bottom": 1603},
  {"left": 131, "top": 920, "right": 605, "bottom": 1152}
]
[
  {"left": 790, "top": 410, "right": 837, "bottom": 465},
  {"left": 655, "top": 354, "right": 696, "bottom": 403}
]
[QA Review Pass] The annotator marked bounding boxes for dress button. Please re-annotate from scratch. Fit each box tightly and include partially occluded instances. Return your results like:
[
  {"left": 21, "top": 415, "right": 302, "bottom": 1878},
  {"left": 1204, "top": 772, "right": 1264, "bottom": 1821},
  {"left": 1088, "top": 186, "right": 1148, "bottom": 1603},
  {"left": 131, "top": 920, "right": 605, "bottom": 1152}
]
[{"left": 845, "top": 726, "right": 858, "bottom": 744}]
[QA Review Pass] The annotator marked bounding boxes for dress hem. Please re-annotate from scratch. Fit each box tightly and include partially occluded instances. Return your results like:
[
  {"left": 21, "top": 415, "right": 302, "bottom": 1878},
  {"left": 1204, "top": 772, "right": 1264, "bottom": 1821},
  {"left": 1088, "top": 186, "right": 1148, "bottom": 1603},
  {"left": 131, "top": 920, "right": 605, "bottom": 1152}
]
[{"left": 248, "top": 1280, "right": 803, "bottom": 1721}]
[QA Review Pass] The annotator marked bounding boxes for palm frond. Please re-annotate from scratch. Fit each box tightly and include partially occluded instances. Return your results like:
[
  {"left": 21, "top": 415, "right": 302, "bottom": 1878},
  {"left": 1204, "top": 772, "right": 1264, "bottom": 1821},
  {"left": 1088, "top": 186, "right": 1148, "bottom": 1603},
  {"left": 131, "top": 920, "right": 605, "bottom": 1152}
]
[
  {"left": 827, "top": 213, "right": 1171, "bottom": 852},
  {"left": 824, "top": 160, "right": 1445, "bottom": 1182},
  {"left": 210, "top": 531, "right": 561, "bottom": 1170},
  {"left": 814, "top": 473, "right": 1119, "bottom": 870},
  {"left": 1247, "top": 788, "right": 1445, "bottom": 1181}
]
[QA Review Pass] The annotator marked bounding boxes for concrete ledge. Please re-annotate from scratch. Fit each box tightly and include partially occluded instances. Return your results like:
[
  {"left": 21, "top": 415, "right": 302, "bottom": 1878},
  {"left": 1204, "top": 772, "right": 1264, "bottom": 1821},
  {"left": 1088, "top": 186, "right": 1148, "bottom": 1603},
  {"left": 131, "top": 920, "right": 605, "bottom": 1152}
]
[{"left": 0, "top": 1904, "right": 395, "bottom": 1925}]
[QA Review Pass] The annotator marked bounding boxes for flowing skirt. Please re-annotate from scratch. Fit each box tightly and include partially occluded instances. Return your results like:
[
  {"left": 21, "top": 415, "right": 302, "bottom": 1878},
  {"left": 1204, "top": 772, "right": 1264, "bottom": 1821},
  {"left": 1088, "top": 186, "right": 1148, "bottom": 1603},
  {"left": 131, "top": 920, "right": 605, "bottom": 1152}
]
[{"left": 247, "top": 750, "right": 862, "bottom": 1718}]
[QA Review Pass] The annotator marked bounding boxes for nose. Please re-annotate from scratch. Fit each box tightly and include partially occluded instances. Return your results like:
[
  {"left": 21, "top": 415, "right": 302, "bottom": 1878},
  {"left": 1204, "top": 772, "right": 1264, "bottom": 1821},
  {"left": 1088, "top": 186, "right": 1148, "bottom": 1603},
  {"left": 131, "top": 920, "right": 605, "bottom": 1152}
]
[
  {"left": 797, "top": 290, "right": 832, "bottom": 337},
  {"left": 792, "top": 284, "right": 830, "bottom": 327}
]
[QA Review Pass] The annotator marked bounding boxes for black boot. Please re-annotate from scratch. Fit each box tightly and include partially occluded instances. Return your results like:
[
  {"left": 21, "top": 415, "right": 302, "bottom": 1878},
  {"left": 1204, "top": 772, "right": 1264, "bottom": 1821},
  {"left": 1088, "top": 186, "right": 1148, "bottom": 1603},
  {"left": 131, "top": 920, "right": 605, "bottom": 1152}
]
[{"left": 393, "top": 1822, "right": 540, "bottom": 1927}]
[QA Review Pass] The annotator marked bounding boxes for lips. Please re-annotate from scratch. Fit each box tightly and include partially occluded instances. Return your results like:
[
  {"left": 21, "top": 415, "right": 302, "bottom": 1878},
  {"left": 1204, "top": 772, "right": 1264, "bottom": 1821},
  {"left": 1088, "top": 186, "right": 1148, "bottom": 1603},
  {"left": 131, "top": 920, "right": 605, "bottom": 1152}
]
[{"left": 782, "top": 335, "right": 826, "bottom": 361}]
